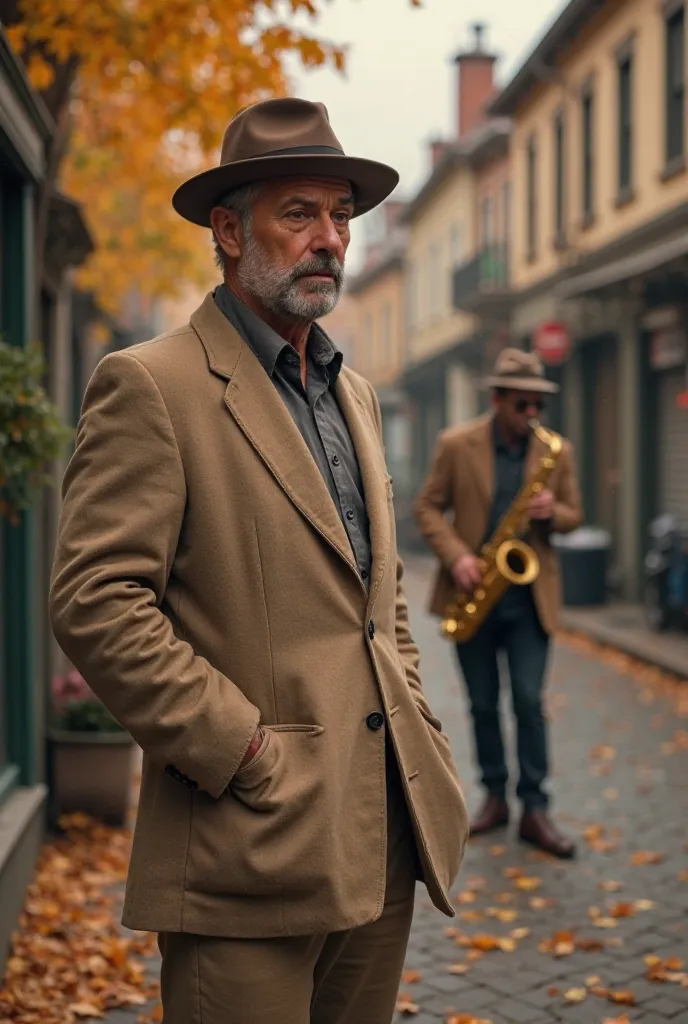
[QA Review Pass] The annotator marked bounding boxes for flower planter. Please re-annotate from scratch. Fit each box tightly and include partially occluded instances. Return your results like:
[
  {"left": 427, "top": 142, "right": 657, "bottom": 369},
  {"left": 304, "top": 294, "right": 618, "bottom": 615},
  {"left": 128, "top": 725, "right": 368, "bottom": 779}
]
[{"left": 48, "top": 729, "right": 137, "bottom": 826}]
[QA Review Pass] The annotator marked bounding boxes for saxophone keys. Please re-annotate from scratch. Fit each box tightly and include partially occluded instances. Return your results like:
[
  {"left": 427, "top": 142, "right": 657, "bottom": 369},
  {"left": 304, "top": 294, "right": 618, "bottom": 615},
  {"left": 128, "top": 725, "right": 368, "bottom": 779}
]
[
  {"left": 465, "top": 602, "right": 477, "bottom": 615},
  {"left": 475, "top": 588, "right": 485, "bottom": 601}
]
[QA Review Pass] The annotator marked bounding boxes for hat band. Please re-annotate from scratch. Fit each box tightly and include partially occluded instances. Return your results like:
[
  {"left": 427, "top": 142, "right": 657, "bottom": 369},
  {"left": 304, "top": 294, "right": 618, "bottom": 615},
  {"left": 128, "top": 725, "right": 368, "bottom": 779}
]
[
  {"left": 496, "top": 369, "right": 543, "bottom": 381},
  {"left": 257, "top": 144, "right": 345, "bottom": 157}
]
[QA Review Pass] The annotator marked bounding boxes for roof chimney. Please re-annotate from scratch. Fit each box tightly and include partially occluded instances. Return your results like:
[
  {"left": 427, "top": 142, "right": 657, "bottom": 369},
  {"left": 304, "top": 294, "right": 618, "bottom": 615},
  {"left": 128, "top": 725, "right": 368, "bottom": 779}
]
[{"left": 453, "top": 22, "right": 497, "bottom": 139}]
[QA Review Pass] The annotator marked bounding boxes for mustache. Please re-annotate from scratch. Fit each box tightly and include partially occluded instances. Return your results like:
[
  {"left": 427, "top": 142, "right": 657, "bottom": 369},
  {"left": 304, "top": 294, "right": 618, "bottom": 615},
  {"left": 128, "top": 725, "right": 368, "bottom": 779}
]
[{"left": 290, "top": 252, "right": 344, "bottom": 285}]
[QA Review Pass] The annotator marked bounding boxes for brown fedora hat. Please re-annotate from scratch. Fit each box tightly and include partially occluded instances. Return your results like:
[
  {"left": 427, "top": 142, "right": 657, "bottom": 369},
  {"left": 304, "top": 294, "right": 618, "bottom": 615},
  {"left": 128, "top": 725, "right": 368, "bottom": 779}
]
[
  {"left": 483, "top": 347, "right": 560, "bottom": 394},
  {"left": 172, "top": 97, "right": 400, "bottom": 227}
]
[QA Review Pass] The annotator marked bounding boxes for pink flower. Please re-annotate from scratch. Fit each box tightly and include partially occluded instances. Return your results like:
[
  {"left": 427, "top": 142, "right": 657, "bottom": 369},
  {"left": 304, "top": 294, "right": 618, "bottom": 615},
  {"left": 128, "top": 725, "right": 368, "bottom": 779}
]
[{"left": 51, "top": 670, "right": 95, "bottom": 703}]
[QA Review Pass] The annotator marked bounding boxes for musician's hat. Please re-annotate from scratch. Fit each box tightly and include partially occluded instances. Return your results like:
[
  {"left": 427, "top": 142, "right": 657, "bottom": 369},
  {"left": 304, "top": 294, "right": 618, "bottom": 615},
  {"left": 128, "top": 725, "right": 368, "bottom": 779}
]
[{"left": 484, "top": 348, "right": 560, "bottom": 394}]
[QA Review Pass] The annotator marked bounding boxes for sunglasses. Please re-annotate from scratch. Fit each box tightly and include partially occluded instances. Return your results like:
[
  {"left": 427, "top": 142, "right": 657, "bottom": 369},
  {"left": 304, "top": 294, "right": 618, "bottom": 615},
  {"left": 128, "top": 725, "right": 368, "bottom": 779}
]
[{"left": 514, "top": 398, "right": 545, "bottom": 413}]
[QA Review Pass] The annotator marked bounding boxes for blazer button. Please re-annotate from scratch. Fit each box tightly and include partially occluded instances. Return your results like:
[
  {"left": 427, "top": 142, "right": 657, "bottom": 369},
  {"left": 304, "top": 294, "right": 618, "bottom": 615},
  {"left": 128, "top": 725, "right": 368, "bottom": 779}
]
[
  {"left": 368, "top": 620, "right": 375, "bottom": 640},
  {"left": 366, "top": 712, "right": 385, "bottom": 731}
]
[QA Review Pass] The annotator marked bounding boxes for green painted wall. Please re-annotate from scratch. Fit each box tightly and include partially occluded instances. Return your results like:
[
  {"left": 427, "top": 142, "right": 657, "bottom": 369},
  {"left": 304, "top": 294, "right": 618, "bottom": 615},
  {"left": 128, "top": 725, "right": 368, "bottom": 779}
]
[{"left": 1, "top": 166, "right": 40, "bottom": 789}]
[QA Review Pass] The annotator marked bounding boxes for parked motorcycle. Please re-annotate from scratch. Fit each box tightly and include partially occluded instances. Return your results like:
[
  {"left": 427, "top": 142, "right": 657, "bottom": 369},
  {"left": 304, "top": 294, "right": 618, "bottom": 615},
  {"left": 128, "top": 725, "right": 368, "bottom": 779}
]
[{"left": 643, "top": 514, "right": 688, "bottom": 631}]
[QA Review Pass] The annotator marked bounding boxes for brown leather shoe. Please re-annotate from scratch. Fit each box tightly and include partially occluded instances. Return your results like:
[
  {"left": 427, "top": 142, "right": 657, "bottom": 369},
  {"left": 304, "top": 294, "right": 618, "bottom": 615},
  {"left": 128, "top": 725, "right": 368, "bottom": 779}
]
[
  {"left": 469, "top": 794, "right": 509, "bottom": 836},
  {"left": 519, "top": 809, "right": 576, "bottom": 859}
]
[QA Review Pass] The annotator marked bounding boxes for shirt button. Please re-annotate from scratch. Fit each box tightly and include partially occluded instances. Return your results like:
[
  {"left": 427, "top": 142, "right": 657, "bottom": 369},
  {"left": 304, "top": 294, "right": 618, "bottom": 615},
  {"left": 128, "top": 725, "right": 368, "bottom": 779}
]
[
  {"left": 366, "top": 712, "right": 385, "bottom": 731},
  {"left": 332, "top": 454, "right": 340, "bottom": 467},
  {"left": 361, "top": 567, "right": 369, "bottom": 580},
  {"left": 346, "top": 509, "right": 355, "bottom": 521},
  {"left": 368, "top": 620, "right": 375, "bottom": 639}
]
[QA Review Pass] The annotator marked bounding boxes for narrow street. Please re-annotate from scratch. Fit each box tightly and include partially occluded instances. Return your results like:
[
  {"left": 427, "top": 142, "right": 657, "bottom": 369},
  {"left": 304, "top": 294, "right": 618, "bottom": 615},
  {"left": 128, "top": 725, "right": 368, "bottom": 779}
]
[
  {"left": 394, "top": 557, "right": 688, "bottom": 1024},
  {"left": 4, "top": 556, "right": 687, "bottom": 1024}
]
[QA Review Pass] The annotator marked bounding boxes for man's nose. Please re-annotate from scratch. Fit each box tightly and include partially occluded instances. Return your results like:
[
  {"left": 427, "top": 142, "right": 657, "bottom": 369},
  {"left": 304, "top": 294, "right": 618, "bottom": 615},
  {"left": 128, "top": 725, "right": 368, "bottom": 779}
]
[{"left": 310, "top": 215, "right": 345, "bottom": 254}]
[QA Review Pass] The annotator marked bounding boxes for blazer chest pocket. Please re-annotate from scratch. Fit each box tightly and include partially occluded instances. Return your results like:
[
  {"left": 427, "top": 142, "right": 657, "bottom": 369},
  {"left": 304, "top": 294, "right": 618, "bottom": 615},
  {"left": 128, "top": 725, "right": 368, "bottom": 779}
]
[{"left": 187, "top": 724, "right": 333, "bottom": 901}]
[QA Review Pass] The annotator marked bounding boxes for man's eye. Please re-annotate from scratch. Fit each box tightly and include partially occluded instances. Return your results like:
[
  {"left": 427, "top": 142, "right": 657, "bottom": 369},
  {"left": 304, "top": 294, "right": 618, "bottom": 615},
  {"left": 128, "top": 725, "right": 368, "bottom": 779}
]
[
  {"left": 287, "top": 210, "right": 307, "bottom": 220},
  {"left": 333, "top": 212, "right": 351, "bottom": 224}
]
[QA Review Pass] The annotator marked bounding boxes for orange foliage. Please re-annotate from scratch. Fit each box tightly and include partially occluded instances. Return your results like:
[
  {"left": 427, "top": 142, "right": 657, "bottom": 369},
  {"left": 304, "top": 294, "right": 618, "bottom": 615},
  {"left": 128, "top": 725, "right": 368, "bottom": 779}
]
[{"left": 6, "top": 0, "right": 358, "bottom": 313}]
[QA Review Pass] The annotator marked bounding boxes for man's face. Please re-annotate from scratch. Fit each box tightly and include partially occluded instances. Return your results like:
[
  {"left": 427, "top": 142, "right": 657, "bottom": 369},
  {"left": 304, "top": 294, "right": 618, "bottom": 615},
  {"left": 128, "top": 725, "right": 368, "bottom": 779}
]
[
  {"left": 493, "top": 389, "right": 546, "bottom": 438},
  {"left": 219, "top": 177, "right": 353, "bottom": 321}
]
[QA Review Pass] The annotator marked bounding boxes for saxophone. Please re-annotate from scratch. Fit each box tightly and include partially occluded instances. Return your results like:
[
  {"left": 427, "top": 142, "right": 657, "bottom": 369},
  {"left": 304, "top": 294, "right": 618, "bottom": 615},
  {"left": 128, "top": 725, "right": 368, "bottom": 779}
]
[{"left": 440, "top": 420, "right": 563, "bottom": 644}]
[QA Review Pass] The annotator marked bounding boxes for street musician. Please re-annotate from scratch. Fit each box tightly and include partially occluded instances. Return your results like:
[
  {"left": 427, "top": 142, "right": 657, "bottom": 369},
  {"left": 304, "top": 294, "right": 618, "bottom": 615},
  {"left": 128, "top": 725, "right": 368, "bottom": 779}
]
[{"left": 415, "top": 348, "right": 583, "bottom": 858}]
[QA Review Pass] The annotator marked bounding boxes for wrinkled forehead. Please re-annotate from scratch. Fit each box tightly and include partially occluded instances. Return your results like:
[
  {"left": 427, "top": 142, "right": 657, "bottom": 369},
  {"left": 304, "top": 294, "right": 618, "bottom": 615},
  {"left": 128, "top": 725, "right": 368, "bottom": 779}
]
[{"left": 258, "top": 176, "right": 355, "bottom": 206}]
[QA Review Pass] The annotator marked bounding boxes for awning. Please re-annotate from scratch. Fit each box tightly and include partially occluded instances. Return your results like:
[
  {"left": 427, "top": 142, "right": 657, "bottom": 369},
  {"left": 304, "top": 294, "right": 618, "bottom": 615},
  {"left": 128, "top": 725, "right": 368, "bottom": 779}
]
[{"left": 554, "top": 229, "right": 688, "bottom": 299}]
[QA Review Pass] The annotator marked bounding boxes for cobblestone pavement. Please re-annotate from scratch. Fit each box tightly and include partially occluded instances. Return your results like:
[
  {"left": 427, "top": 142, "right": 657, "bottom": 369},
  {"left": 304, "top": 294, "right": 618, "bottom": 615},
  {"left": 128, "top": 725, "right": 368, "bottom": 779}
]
[
  {"left": 393, "top": 557, "right": 688, "bottom": 1024},
  {"left": 112, "top": 555, "right": 687, "bottom": 1024}
]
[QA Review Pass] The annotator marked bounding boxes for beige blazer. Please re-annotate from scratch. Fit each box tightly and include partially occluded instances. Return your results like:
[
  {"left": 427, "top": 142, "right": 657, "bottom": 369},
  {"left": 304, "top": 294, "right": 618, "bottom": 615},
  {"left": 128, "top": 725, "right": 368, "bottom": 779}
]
[
  {"left": 49, "top": 293, "right": 468, "bottom": 939},
  {"left": 414, "top": 413, "right": 583, "bottom": 635}
]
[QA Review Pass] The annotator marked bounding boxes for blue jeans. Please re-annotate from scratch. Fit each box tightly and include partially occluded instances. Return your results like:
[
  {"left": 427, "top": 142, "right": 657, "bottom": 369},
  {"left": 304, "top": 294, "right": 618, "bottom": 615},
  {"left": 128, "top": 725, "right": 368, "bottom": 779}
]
[{"left": 455, "top": 590, "right": 550, "bottom": 809}]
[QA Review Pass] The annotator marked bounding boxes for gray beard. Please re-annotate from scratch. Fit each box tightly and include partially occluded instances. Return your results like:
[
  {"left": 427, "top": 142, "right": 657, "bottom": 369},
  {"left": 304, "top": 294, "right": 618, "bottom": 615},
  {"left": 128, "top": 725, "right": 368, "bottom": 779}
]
[{"left": 236, "top": 225, "right": 344, "bottom": 321}]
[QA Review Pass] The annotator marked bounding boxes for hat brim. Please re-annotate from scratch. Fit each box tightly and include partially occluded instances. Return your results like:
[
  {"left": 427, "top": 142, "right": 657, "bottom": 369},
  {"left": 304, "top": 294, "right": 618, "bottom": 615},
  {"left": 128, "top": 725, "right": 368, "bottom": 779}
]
[
  {"left": 172, "top": 153, "right": 400, "bottom": 227},
  {"left": 483, "top": 375, "right": 560, "bottom": 394}
]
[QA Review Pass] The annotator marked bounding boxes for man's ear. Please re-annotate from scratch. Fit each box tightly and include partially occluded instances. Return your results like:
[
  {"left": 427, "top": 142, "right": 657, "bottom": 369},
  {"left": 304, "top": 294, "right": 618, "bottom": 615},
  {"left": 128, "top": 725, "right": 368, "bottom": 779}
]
[{"left": 210, "top": 206, "right": 243, "bottom": 261}]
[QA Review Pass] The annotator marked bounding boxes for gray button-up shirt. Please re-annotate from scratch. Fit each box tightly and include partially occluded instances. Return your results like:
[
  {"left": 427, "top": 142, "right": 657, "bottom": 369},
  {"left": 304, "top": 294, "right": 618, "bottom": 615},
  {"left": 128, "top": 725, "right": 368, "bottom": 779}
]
[{"left": 214, "top": 284, "right": 372, "bottom": 584}]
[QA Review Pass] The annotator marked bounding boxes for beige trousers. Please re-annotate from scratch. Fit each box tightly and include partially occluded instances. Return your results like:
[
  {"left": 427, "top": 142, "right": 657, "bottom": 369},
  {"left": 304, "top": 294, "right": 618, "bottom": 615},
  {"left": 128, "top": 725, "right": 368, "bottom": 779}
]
[{"left": 158, "top": 751, "right": 417, "bottom": 1024}]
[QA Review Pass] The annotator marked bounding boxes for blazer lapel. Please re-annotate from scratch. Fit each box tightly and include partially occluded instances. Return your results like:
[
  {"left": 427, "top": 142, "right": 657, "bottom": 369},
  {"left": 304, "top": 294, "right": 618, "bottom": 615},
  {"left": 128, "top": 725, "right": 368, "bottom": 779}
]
[
  {"left": 335, "top": 372, "right": 391, "bottom": 605},
  {"left": 190, "top": 294, "right": 356, "bottom": 573},
  {"left": 466, "top": 414, "right": 495, "bottom": 514}
]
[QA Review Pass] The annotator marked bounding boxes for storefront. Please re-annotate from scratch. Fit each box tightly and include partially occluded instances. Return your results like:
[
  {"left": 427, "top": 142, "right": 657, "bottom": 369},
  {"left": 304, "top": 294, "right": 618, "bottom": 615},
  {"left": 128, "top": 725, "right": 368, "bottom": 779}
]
[{"left": 644, "top": 309, "right": 688, "bottom": 527}]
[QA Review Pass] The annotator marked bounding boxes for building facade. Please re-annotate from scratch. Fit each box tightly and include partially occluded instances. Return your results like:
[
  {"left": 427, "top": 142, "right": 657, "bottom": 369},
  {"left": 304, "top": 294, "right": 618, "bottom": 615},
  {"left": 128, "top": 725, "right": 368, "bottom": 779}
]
[
  {"left": 491, "top": 0, "right": 688, "bottom": 599},
  {"left": 401, "top": 28, "right": 509, "bottom": 499},
  {"left": 0, "top": 28, "right": 94, "bottom": 969}
]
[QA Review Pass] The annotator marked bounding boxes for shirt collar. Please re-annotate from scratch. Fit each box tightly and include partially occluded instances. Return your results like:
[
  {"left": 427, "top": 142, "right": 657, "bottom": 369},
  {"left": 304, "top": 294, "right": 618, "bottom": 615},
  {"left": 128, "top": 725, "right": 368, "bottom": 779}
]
[
  {"left": 214, "top": 283, "right": 343, "bottom": 383},
  {"left": 492, "top": 416, "right": 527, "bottom": 456}
]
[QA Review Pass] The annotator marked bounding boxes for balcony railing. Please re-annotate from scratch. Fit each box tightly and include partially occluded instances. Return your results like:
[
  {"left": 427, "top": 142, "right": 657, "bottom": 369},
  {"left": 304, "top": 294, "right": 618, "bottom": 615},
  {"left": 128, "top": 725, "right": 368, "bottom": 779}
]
[{"left": 453, "top": 243, "right": 510, "bottom": 311}]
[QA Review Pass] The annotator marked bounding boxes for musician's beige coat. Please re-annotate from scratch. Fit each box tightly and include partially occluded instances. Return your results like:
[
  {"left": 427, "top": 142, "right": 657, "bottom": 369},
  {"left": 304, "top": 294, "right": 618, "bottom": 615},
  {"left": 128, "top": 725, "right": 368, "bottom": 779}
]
[
  {"left": 49, "top": 293, "right": 468, "bottom": 939},
  {"left": 414, "top": 414, "right": 583, "bottom": 635}
]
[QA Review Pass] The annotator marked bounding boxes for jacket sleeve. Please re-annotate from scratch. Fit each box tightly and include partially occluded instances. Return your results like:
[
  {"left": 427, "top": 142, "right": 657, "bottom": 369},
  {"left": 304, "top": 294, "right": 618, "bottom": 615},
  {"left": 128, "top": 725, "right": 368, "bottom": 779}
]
[
  {"left": 551, "top": 441, "right": 584, "bottom": 534},
  {"left": 49, "top": 351, "right": 261, "bottom": 799},
  {"left": 414, "top": 431, "right": 471, "bottom": 570}
]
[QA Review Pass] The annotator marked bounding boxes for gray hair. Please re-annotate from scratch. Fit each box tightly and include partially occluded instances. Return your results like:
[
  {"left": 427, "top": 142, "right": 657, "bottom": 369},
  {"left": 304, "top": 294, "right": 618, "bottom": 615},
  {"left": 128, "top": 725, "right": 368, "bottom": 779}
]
[{"left": 212, "top": 183, "right": 261, "bottom": 271}]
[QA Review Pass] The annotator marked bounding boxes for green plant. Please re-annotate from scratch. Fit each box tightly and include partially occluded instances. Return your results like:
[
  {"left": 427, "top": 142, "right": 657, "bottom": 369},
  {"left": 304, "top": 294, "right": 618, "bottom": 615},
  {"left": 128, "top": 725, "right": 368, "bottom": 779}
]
[
  {"left": 57, "top": 699, "right": 125, "bottom": 733},
  {"left": 52, "top": 670, "right": 126, "bottom": 733},
  {"left": 0, "top": 339, "right": 73, "bottom": 523}
]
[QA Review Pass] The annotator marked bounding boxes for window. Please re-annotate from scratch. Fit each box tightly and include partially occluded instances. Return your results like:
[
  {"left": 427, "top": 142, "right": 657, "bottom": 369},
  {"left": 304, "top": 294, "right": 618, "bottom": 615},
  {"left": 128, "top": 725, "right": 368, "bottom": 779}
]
[
  {"left": 581, "top": 84, "right": 595, "bottom": 222},
  {"left": 428, "top": 241, "right": 441, "bottom": 319},
  {"left": 405, "top": 260, "right": 417, "bottom": 332},
  {"left": 665, "top": 4, "right": 685, "bottom": 164},
  {"left": 501, "top": 181, "right": 511, "bottom": 243},
  {"left": 480, "top": 197, "right": 494, "bottom": 249},
  {"left": 449, "top": 222, "right": 464, "bottom": 265},
  {"left": 618, "top": 52, "right": 633, "bottom": 194},
  {"left": 554, "top": 110, "right": 566, "bottom": 239},
  {"left": 526, "top": 135, "right": 538, "bottom": 259}
]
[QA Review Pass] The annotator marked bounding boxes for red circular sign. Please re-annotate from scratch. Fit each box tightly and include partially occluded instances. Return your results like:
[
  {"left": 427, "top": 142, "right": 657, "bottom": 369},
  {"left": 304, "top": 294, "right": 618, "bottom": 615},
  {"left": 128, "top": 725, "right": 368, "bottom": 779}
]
[{"left": 533, "top": 321, "right": 572, "bottom": 366}]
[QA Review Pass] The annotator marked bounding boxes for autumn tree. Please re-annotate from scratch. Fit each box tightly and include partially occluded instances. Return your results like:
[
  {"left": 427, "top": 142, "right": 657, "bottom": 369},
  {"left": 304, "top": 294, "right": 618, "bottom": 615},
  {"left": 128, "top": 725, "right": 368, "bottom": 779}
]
[{"left": 1, "top": 0, "right": 353, "bottom": 314}]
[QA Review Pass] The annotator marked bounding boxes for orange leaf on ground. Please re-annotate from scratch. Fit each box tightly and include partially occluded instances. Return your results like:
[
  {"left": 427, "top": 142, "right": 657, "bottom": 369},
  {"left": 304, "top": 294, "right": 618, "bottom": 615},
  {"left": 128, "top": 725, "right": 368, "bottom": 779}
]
[
  {"left": 608, "top": 990, "right": 636, "bottom": 1005},
  {"left": 630, "top": 850, "right": 665, "bottom": 865},
  {"left": 529, "top": 896, "right": 556, "bottom": 909},
  {"left": 564, "top": 987, "right": 587, "bottom": 1003},
  {"left": 69, "top": 1004, "right": 106, "bottom": 1018},
  {"left": 445, "top": 1016, "right": 494, "bottom": 1024},
  {"left": 602, "top": 1015, "right": 632, "bottom": 1024},
  {"left": 446, "top": 963, "right": 470, "bottom": 974},
  {"left": 402, "top": 969, "right": 422, "bottom": 984},
  {"left": 599, "top": 880, "right": 624, "bottom": 892},
  {"left": 514, "top": 876, "right": 541, "bottom": 891},
  {"left": 395, "top": 992, "right": 419, "bottom": 1015}
]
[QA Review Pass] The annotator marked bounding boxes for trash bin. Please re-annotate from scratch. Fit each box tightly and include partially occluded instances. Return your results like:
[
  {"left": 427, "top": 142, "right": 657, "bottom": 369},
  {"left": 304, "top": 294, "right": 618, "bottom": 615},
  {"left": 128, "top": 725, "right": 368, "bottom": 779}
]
[{"left": 551, "top": 527, "right": 611, "bottom": 606}]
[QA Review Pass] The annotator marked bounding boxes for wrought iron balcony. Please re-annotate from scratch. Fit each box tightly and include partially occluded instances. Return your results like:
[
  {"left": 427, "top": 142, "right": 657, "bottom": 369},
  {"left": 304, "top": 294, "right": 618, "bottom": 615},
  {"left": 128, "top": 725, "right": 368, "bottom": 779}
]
[{"left": 452, "top": 244, "right": 511, "bottom": 313}]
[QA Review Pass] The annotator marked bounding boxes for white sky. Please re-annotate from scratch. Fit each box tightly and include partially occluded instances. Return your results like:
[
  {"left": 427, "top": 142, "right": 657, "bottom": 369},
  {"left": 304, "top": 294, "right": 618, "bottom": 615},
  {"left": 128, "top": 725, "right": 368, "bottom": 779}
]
[{"left": 288, "top": 0, "right": 567, "bottom": 271}]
